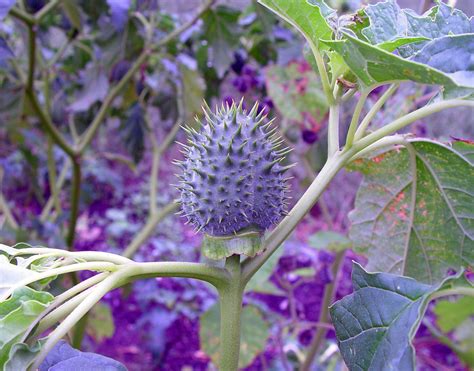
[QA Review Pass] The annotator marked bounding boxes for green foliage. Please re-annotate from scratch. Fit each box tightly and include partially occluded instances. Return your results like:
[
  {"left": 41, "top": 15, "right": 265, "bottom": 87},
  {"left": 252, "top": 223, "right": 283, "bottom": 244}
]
[
  {"left": 200, "top": 303, "right": 269, "bottom": 368},
  {"left": 330, "top": 263, "right": 472, "bottom": 371},
  {"left": 258, "top": 0, "right": 335, "bottom": 50},
  {"left": 0, "top": 287, "right": 53, "bottom": 369},
  {"left": 349, "top": 140, "right": 474, "bottom": 284}
]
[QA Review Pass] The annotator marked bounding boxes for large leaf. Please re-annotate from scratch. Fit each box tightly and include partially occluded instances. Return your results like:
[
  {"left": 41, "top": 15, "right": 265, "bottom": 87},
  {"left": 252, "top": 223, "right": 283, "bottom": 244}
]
[
  {"left": 349, "top": 140, "right": 473, "bottom": 284},
  {"left": 323, "top": 33, "right": 474, "bottom": 89},
  {"left": 0, "top": 287, "right": 53, "bottom": 368},
  {"left": 329, "top": 263, "right": 471, "bottom": 371},
  {"left": 201, "top": 6, "right": 240, "bottom": 78},
  {"left": 200, "top": 304, "right": 269, "bottom": 368},
  {"left": 264, "top": 61, "right": 328, "bottom": 124},
  {"left": 324, "top": 1, "right": 474, "bottom": 90},
  {"left": 358, "top": 0, "right": 472, "bottom": 57},
  {"left": 258, "top": 0, "right": 335, "bottom": 50}
]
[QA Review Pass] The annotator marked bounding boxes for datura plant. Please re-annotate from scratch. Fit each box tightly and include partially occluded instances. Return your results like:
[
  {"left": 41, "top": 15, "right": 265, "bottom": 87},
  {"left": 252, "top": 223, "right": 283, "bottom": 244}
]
[{"left": 1, "top": 0, "right": 474, "bottom": 370}]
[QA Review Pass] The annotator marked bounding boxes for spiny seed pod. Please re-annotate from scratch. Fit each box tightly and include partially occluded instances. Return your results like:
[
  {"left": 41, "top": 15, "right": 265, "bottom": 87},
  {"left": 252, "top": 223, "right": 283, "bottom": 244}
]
[{"left": 175, "top": 99, "right": 293, "bottom": 238}]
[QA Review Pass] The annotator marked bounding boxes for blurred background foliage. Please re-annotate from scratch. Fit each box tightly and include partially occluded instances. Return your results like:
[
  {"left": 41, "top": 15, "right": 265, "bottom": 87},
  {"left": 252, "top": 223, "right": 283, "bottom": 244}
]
[{"left": 0, "top": 0, "right": 473, "bottom": 370}]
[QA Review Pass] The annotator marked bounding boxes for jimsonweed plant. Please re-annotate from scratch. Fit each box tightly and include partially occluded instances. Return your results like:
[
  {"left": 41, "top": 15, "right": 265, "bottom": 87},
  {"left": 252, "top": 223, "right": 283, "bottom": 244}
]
[{"left": 0, "top": 0, "right": 473, "bottom": 370}]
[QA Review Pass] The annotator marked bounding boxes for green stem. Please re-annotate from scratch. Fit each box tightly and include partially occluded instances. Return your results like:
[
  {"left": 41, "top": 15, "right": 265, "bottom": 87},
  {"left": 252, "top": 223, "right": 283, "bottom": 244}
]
[
  {"left": 354, "top": 83, "right": 399, "bottom": 141},
  {"left": 309, "top": 42, "right": 334, "bottom": 105},
  {"left": 66, "top": 158, "right": 81, "bottom": 249},
  {"left": 429, "top": 287, "right": 474, "bottom": 301},
  {"left": 30, "top": 269, "right": 129, "bottom": 370},
  {"left": 9, "top": 6, "right": 35, "bottom": 25},
  {"left": 300, "top": 249, "right": 346, "bottom": 371},
  {"left": 327, "top": 84, "right": 341, "bottom": 156},
  {"left": 26, "top": 88, "right": 76, "bottom": 157},
  {"left": 35, "top": 0, "right": 61, "bottom": 21},
  {"left": 354, "top": 99, "right": 474, "bottom": 152},
  {"left": 345, "top": 90, "right": 369, "bottom": 148},
  {"left": 219, "top": 255, "right": 243, "bottom": 371}
]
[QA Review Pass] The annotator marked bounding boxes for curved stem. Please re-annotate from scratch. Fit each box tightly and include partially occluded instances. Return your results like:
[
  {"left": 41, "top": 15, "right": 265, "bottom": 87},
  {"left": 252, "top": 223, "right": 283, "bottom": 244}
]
[
  {"left": 9, "top": 247, "right": 132, "bottom": 265},
  {"left": 26, "top": 273, "right": 108, "bottom": 340},
  {"left": 345, "top": 90, "right": 369, "bottom": 148},
  {"left": 309, "top": 42, "right": 334, "bottom": 105},
  {"left": 1, "top": 262, "right": 118, "bottom": 301},
  {"left": 31, "top": 269, "right": 129, "bottom": 370},
  {"left": 429, "top": 287, "right": 474, "bottom": 301},
  {"left": 354, "top": 83, "right": 399, "bottom": 141},
  {"left": 354, "top": 99, "right": 474, "bottom": 152}
]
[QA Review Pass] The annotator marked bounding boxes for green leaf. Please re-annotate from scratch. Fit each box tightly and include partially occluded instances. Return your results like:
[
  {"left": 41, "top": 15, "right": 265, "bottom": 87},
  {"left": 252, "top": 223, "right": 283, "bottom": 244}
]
[
  {"left": 87, "top": 302, "right": 115, "bottom": 342},
  {"left": 201, "top": 6, "right": 240, "bottom": 78},
  {"left": 264, "top": 62, "right": 328, "bottom": 123},
  {"left": 180, "top": 63, "right": 205, "bottom": 123},
  {"left": 246, "top": 245, "right": 283, "bottom": 294},
  {"left": 349, "top": 140, "right": 474, "bottom": 284},
  {"left": 200, "top": 304, "right": 269, "bottom": 368},
  {"left": 308, "top": 231, "right": 351, "bottom": 252},
  {"left": 329, "top": 263, "right": 470, "bottom": 371},
  {"left": 322, "top": 33, "right": 468, "bottom": 88},
  {"left": 258, "top": 0, "right": 335, "bottom": 50},
  {"left": 4, "top": 341, "right": 43, "bottom": 371},
  {"left": 453, "top": 140, "right": 474, "bottom": 162},
  {"left": 0, "top": 287, "right": 53, "bottom": 368},
  {"left": 434, "top": 296, "right": 474, "bottom": 332},
  {"left": 62, "top": 0, "right": 82, "bottom": 31}
]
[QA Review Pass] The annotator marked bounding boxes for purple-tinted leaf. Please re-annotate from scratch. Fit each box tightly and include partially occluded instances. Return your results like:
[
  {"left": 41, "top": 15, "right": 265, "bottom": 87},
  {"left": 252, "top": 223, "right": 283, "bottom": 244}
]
[
  {"left": 69, "top": 64, "right": 109, "bottom": 112},
  {"left": 0, "top": 0, "right": 15, "bottom": 20},
  {"left": 40, "top": 340, "right": 126, "bottom": 371},
  {"left": 121, "top": 103, "right": 147, "bottom": 164},
  {"left": 106, "top": 0, "right": 131, "bottom": 30}
]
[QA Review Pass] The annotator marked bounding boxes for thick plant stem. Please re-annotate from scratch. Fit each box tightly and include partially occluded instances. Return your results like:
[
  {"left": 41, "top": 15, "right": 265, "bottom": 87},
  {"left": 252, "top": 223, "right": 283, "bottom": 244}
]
[
  {"left": 219, "top": 255, "right": 244, "bottom": 371},
  {"left": 300, "top": 250, "right": 346, "bottom": 371}
]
